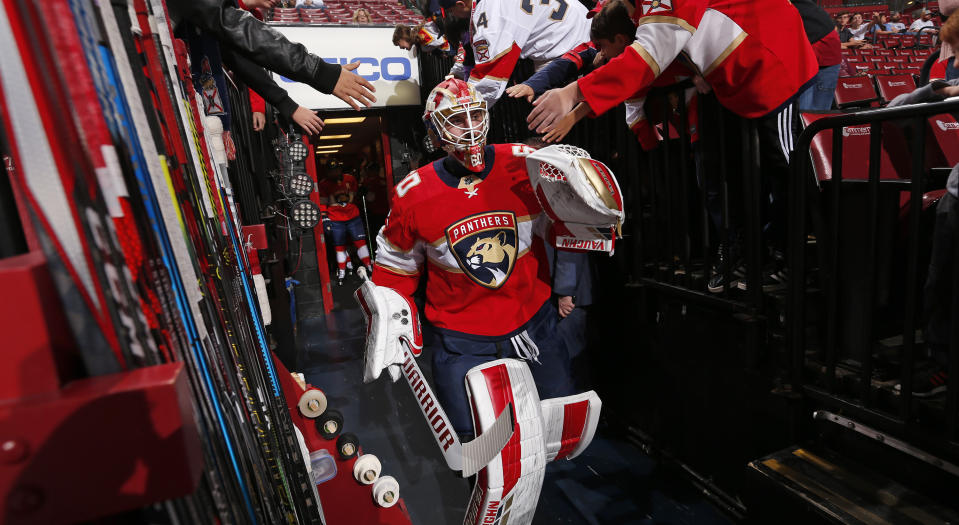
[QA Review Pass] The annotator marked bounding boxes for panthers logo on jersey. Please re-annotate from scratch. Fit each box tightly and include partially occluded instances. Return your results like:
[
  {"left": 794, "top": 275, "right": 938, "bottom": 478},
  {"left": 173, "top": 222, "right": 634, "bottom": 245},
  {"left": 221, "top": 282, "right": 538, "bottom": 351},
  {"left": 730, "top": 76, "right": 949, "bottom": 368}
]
[{"left": 446, "top": 211, "right": 518, "bottom": 289}]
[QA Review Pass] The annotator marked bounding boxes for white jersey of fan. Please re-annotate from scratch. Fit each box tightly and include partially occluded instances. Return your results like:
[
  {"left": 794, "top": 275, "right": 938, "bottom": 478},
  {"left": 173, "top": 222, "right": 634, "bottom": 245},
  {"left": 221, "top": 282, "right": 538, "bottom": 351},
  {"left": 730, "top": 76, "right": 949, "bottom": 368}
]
[{"left": 467, "top": 0, "right": 590, "bottom": 106}]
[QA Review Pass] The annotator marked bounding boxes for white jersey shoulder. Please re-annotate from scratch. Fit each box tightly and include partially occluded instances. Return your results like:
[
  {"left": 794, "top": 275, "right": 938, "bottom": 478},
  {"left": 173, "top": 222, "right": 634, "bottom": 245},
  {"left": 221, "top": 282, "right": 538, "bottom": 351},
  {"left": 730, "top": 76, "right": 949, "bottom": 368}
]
[{"left": 471, "top": 0, "right": 590, "bottom": 62}]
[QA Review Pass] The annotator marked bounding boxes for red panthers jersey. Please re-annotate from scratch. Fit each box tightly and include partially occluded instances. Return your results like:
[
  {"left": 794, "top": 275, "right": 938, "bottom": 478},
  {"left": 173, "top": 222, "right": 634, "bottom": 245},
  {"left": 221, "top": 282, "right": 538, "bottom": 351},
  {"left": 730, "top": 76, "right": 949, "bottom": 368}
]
[
  {"left": 372, "top": 143, "right": 552, "bottom": 338},
  {"left": 318, "top": 173, "right": 359, "bottom": 221}
]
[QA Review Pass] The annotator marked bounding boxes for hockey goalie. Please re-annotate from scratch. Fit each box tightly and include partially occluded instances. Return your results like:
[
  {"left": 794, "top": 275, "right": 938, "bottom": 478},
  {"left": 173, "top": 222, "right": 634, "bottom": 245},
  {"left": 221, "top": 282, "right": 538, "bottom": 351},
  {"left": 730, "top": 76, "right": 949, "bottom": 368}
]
[{"left": 356, "top": 78, "right": 621, "bottom": 524}]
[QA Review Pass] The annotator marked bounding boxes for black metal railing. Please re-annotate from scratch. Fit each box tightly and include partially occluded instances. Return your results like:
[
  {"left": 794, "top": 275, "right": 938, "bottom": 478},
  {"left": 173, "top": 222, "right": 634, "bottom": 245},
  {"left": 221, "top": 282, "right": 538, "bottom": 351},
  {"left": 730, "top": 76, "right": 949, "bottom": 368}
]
[
  {"left": 788, "top": 99, "right": 959, "bottom": 460},
  {"left": 630, "top": 82, "right": 766, "bottom": 313}
]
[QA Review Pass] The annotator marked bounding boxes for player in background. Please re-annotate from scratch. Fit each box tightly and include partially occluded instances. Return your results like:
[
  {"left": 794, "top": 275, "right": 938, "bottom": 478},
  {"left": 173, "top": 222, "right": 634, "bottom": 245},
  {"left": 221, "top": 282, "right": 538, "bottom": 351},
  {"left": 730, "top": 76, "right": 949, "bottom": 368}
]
[
  {"left": 318, "top": 164, "right": 373, "bottom": 284},
  {"left": 437, "top": 0, "right": 591, "bottom": 107},
  {"left": 370, "top": 79, "right": 574, "bottom": 437}
]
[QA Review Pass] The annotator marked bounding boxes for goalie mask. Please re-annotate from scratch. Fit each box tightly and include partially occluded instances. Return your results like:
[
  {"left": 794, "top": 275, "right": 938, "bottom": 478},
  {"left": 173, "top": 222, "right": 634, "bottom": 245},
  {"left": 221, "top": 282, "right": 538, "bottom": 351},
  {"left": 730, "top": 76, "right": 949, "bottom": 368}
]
[{"left": 424, "top": 78, "right": 489, "bottom": 172}]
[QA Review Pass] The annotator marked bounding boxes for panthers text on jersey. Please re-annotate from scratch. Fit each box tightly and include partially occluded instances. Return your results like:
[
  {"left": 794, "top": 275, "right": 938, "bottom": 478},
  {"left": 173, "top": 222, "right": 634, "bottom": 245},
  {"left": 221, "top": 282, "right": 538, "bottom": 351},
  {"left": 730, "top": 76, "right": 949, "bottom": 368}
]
[
  {"left": 372, "top": 143, "right": 552, "bottom": 338},
  {"left": 467, "top": 0, "right": 591, "bottom": 106},
  {"left": 577, "top": 0, "right": 818, "bottom": 120},
  {"left": 317, "top": 173, "right": 360, "bottom": 222}
]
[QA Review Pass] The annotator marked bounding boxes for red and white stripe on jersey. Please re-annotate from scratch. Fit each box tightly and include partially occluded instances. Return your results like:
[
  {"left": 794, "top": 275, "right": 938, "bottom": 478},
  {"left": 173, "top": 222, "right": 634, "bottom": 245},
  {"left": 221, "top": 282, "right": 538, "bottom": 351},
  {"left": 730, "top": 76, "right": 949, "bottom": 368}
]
[
  {"left": 465, "top": 360, "right": 546, "bottom": 525},
  {"left": 578, "top": 0, "right": 817, "bottom": 119}
]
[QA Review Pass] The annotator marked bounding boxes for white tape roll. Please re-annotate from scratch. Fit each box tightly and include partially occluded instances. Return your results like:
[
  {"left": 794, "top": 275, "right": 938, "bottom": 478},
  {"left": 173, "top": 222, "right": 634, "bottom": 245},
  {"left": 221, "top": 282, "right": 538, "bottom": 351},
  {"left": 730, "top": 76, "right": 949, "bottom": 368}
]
[
  {"left": 372, "top": 475, "right": 399, "bottom": 508},
  {"left": 297, "top": 389, "right": 328, "bottom": 418},
  {"left": 352, "top": 454, "right": 382, "bottom": 485}
]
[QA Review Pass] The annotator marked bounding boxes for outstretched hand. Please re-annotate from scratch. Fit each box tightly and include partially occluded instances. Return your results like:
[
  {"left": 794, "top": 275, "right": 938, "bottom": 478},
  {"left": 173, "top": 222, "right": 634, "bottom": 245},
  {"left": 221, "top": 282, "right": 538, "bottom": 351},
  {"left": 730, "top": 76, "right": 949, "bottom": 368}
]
[
  {"left": 333, "top": 62, "right": 377, "bottom": 111},
  {"left": 527, "top": 82, "right": 582, "bottom": 133},
  {"left": 292, "top": 106, "right": 324, "bottom": 135},
  {"left": 506, "top": 83, "right": 535, "bottom": 102},
  {"left": 542, "top": 102, "right": 591, "bottom": 143}
]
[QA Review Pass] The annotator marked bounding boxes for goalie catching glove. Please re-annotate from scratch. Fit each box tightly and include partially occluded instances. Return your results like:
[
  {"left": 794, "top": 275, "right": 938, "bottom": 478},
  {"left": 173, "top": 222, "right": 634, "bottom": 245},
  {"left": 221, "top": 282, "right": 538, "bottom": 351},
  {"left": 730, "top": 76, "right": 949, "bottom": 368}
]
[
  {"left": 525, "top": 144, "right": 625, "bottom": 254},
  {"left": 354, "top": 277, "right": 423, "bottom": 383}
]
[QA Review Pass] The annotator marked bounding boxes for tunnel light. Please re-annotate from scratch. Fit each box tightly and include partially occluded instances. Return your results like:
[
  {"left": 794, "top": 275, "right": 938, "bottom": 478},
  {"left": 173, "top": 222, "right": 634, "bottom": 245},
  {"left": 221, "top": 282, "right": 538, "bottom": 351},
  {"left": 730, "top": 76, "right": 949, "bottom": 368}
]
[
  {"left": 287, "top": 141, "right": 309, "bottom": 162},
  {"left": 291, "top": 199, "right": 321, "bottom": 229},
  {"left": 289, "top": 173, "right": 314, "bottom": 197}
]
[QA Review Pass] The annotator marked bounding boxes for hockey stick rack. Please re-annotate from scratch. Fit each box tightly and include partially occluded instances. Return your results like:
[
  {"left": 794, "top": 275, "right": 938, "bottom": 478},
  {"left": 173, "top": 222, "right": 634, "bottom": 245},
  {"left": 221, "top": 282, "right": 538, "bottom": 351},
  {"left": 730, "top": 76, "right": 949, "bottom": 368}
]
[{"left": 0, "top": 251, "right": 202, "bottom": 523}]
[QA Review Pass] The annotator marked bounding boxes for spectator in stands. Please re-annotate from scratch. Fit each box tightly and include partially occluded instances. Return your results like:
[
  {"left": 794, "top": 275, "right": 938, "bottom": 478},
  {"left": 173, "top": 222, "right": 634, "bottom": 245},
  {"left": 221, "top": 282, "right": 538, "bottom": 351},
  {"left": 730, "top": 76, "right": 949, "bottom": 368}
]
[
  {"left": 296, "top": 0, "right": 326, "bottom": 9},
  {"left": 909, "top": 9, "right": 939, "bottom": 33},
  {"left": 392, "top": 22, "right": 452, "bottom": 54},
  {"left": 886, "top": 11, "right": 907, "bottom": 32},
  {"left": 839, "top": 18, "right": 873, "bottom": 49},
  {"left": 885, "top": 13, "right": 959, "bottom": 397},
  {"left": 837, "top": 11, "right": 851, "bottom": 28},
  {"left": 868, "top": 12, "right": 899, "bottom": 37},
  {"left": 845, "top": 13, "right": 871, "bottom": 41},
  {"left": 353, "top": 8, "right": 371, "bottom": 23},
  {"left": 794, "top": 0, "right": 842, "bottom": 112}
]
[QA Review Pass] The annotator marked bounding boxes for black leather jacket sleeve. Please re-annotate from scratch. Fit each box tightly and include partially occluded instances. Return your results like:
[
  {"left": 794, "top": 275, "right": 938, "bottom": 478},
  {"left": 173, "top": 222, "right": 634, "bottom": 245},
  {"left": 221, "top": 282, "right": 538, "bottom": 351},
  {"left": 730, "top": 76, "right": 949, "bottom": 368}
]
[
  {"left": 221, "top": 46, "right": 299, "bottom": 117},
  {"left": 166, "top": 0, "right": 341, "bottom": 94}
]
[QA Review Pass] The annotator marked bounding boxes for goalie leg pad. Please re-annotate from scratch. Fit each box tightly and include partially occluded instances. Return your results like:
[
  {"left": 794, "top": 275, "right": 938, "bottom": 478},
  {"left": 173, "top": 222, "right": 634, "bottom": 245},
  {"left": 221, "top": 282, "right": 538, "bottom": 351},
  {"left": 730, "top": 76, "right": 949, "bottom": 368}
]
[{"left": 464, "top": 359, "right": 546, "bottom": 525}]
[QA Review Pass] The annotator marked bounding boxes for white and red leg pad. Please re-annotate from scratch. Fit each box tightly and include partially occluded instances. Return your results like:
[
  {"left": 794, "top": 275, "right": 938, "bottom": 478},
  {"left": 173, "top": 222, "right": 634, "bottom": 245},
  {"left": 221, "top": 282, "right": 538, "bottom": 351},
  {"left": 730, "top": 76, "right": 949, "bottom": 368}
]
[
  {"left": 463, "top": 359, "right": 602, "bottom": 525},
  {"left": 354, "top": 279, "right": 423, "bottom": 383},
  {"left": 541, "top": 391, "right": 601, "bottom": 461}
]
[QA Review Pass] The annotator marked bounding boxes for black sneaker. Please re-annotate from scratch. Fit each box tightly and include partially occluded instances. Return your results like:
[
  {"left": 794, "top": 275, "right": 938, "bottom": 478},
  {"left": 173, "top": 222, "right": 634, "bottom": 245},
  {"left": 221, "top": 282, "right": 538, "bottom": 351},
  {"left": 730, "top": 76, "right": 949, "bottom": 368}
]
[
  {"left": 895, "top": 363, "right": 948, "bottom": 398},
  {"left": 707, "top": 243, "right": 745, "bottom": 293},
  {"left": 738, "top": 267, "right": 788, "bottom": 292}
]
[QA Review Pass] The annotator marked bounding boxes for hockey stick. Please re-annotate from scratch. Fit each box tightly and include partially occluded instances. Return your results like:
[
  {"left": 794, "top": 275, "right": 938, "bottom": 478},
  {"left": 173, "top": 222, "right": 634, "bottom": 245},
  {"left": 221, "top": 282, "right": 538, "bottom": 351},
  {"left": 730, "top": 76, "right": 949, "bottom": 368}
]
[
  {"left": 358, "top": 191, "right": 374, "bottom": 261},
  {"left": 356, "top": 269, "right": 514, "bottom": 477}
]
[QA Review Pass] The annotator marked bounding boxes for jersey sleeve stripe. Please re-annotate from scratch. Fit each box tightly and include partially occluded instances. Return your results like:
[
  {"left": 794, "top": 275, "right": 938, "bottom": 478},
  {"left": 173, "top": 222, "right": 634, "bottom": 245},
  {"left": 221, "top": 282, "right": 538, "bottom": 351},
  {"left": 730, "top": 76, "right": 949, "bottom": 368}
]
[
  {"left": 629, "top": 42, "right": 662, "bottom": 78},
  {"left": 686, "top": 10, "right": 746, "bottom": 76},
  {"left": 631, "top": 21, "right": 694, "bottom": 77},
  {"left": 374, "top": 261, "right": 421, "bottom": 276}
]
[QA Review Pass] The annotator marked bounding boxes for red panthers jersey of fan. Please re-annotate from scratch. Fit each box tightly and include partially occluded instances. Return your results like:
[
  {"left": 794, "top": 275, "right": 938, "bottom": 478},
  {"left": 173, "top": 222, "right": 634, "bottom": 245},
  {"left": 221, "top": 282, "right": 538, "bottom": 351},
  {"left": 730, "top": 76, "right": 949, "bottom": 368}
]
[
  {"left": 372, "top": 143, "right": 551, "bottom": 338},
  {"left": 318, "top": 173, "right": 359, "bottom": 221},
  {"left": 578, "top": 0, "right": 818, "bottom": 119}
]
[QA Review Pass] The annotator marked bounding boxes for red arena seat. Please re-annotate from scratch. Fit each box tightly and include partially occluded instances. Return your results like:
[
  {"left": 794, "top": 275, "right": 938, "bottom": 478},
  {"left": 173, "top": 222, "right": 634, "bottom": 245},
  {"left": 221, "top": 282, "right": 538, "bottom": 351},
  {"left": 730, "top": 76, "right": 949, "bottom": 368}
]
[
  {"left": 875, "top": 74, "right": 916, "bottom": 104},
  {"left": 801, "top": 112, "right": 903, "bottom": 183},
  {"left": 834, "top": 76, "right": 879, "bottom": 109}
]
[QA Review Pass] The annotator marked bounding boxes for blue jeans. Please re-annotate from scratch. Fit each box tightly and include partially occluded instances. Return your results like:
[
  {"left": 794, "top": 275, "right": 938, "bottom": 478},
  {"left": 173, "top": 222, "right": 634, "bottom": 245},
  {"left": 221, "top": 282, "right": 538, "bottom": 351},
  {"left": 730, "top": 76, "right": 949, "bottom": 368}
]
[{"left": 798, "top": 64, "right": 841, "bottom": 111}]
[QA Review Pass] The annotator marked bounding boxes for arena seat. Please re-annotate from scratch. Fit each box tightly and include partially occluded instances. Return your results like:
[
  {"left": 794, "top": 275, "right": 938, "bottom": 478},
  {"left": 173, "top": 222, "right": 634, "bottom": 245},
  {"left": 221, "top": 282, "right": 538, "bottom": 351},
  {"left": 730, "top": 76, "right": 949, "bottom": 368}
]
[
  {"left": 875, "top": 74, "right": 916, "bottom": 104},
  {"left": 801, "top": 112, "right": 903, "bottom": 183},
  {"left": 927, "top": 113, "right": 959, "bottom": 166},
  {"left": 835, "top": 76, "right": 879, "bottom": 109}
]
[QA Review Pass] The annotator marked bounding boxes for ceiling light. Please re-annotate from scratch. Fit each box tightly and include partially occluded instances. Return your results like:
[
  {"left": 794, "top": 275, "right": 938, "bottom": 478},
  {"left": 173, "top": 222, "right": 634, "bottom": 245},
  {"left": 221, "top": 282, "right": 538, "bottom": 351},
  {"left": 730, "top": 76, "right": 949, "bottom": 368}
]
[
  {"left": 288, "top": 173, "right": 314, "bottom": 197},
  {"left": 317, "top": 150, "right": 340, "bottom": 154},
  {"left": 319, "top": 134, "right": 352, "bottom": 140},
  {"left": 314, "top": 144, "right": 344, "bottom": 149},
  {"left": 323, "top": 117, "right": 366, "bottom": 124},
  {"left": 291, "top": 200, "right": 321, "bottom": 229}
]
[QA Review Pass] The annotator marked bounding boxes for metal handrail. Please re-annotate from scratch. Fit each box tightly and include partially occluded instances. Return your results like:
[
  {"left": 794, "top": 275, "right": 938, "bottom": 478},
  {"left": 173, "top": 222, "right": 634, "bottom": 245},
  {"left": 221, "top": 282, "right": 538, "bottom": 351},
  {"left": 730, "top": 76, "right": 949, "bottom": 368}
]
[{"left": 788, "top": 97, "right": 959, "bottom": 447}]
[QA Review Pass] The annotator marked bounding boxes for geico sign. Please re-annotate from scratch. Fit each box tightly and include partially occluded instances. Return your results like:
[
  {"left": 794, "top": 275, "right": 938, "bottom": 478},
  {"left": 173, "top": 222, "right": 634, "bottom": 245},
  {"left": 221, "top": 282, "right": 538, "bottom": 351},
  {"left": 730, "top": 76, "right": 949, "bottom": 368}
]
[{"left": 277, "top": 57, "right": 413, "bottom": 82}]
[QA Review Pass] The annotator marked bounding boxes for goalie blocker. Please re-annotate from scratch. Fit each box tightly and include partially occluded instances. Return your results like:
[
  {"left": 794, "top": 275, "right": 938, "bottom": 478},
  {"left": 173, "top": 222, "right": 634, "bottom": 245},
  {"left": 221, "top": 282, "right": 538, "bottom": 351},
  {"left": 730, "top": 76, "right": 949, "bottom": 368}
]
[{"left": 524, "top": 144, "right": 625, "bottom": 254}]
